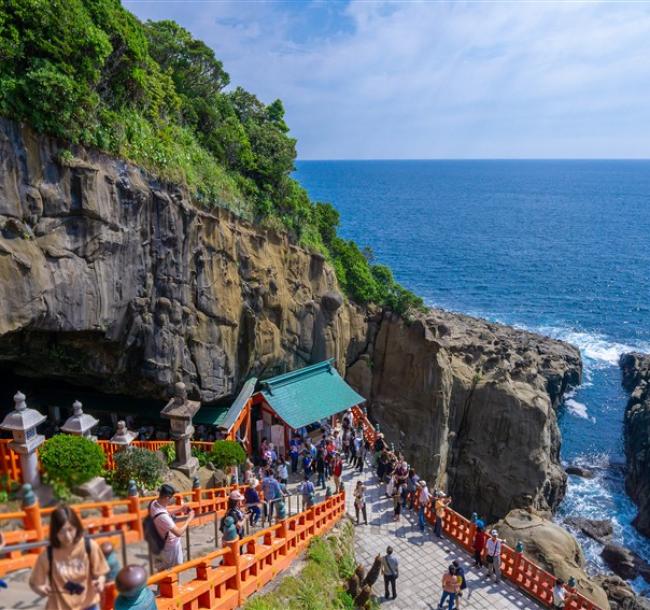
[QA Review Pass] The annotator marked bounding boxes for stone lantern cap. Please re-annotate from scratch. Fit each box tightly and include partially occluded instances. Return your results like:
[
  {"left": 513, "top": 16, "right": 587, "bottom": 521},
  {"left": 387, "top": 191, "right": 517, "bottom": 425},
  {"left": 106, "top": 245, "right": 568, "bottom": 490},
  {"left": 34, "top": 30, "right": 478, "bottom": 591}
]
[
  {"left": 0, "top": 391, "right": 46, "bottom": 432},
  {"left": 60, "top": 400, "right": 99, "bottom": 436},
  {"left": 160, "top": 382, "right": 200, "bottom": 421},
  {"left": 111, "top": 420, "right": 138, "bottom": 445}
]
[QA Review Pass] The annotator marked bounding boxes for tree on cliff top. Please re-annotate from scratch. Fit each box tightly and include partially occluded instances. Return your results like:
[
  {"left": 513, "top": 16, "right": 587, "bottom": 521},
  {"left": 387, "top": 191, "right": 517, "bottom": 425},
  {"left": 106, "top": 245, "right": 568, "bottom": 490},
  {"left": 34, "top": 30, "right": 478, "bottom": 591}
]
[{"left": 0, "top": 0, "right": 424, "bottom": 316}]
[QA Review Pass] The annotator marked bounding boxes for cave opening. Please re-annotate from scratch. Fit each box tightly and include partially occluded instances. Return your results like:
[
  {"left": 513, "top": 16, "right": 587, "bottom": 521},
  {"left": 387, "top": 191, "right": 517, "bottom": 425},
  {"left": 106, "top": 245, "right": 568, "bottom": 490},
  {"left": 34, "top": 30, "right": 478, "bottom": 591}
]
[{"left": 0, "top": 365, "right": 170, "bottom": 440}]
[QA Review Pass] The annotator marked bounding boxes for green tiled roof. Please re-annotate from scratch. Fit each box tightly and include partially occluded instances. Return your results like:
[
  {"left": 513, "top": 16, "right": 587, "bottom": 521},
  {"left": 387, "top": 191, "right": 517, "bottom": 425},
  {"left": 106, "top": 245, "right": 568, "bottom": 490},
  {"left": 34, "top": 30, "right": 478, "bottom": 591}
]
[
  {"left": 194, "top": 405, "right": 229, "bottom": 426},
  {"left": 260, "top": 359, "right": 365, "bottom": 429}
]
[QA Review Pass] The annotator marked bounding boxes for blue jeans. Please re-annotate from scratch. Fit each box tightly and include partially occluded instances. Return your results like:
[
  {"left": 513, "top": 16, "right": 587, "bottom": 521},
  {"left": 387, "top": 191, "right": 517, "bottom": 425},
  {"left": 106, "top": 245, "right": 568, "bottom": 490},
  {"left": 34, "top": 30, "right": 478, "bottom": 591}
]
[
  {"left": 418, "top": 507, "right": 426, "bottom": 531},
  {"left": 317, "top": 471, "right": 326, "bottom": 489},
  {"left": 438, "top": 591, "right": 456, "bottom": 609}
]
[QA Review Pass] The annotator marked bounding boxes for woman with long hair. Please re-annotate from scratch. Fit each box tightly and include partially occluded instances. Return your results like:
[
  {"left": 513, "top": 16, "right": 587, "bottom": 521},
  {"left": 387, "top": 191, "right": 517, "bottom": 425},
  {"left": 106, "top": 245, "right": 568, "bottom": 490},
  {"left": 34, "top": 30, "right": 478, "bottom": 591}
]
[{"left": 29, "top": 504, "right": 109, "bottom": 610}]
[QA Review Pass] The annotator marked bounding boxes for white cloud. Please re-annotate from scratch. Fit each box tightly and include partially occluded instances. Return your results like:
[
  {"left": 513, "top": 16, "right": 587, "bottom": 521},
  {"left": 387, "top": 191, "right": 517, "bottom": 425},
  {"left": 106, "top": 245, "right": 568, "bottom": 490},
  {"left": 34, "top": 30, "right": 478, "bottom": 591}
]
[{"left": 125, "top": 0, "right": 650, "bottom": 158}]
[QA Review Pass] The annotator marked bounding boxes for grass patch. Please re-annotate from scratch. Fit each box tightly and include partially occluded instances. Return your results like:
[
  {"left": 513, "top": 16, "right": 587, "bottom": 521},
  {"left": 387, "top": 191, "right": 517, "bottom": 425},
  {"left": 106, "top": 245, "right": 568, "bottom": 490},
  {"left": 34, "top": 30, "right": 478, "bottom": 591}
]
[{"left": 244, "top": 520, "right": 357, "bottom": 610}]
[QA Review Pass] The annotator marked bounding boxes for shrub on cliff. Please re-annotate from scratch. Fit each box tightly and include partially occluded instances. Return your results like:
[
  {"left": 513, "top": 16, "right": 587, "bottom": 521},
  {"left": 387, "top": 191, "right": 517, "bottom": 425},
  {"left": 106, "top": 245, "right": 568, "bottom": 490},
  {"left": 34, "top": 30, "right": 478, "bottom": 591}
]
[
  {"left": 209, "top": 440, "right": 247, "bottom": 472},
  {"left": 112, "top": 446, "right": 166, "bottom": 494},
  {"left": 41, "top": 435, "right": 105, "bottom": 497},
  {"left": 0, "top": 0, "right": 423, "bottom": 317}
]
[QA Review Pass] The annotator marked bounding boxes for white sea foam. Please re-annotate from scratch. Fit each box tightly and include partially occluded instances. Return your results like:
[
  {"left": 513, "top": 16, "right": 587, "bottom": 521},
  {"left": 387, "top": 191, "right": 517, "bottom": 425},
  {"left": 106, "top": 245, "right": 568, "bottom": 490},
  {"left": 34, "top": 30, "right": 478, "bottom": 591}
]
[
  {"left": 564, "top": 398, "right": 594, "bottom": 422},
  {"left": 520, "top": 325, "right": 650, "bottom": 370}
]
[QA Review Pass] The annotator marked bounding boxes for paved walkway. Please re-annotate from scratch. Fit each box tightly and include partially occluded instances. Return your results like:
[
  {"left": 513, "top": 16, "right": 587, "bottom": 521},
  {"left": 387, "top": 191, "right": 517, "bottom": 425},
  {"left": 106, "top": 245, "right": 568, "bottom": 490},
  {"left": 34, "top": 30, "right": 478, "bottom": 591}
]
[
  {"left": 1, "top": 463, "right": 544, "bottom": 609},
  {"left": 341, "top": 463, "right": 543, "bottom": 610}
]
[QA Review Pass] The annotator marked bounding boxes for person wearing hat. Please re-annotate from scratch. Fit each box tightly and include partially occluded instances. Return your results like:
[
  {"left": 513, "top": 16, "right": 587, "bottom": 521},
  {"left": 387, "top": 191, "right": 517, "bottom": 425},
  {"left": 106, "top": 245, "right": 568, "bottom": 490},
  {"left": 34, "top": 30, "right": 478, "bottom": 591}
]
[
  {"left": 485, "top": 529, "right": 504, "bottom": 582},
  {"left": 221, "top": 491, "right": 246, "bottom": 542},
  {"left": 434, "top": 491, "right": 452, "bottom": 539},
  {"left": 149, "top": 484, "right": 195, "bottom": 570},
  {"left": 244, "top": 478, "right": 262, "bottom": 527},
  {"left": 417, "top": 480, "right": 431, "bottom": 532},
  {"left": 472, "top": 522, "right": 487, "bottom": 568}
]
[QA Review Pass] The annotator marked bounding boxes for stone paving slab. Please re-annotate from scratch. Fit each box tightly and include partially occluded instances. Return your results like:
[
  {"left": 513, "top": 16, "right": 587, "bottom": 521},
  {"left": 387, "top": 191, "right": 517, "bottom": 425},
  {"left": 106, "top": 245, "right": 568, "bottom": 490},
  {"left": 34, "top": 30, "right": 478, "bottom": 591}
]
[{"left": 341, "top": 464, "right": 543, "bottom": 610}]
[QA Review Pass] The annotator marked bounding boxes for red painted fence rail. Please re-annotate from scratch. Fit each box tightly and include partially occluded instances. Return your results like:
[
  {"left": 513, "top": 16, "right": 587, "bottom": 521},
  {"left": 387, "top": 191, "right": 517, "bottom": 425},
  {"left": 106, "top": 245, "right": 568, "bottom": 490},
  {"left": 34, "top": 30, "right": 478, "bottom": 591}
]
[
  {"left": 350, "top": 406, "right": 604, "bottom": 610},
  {"left": 103, "top": 491, "right": 346, "bottom": 610}
]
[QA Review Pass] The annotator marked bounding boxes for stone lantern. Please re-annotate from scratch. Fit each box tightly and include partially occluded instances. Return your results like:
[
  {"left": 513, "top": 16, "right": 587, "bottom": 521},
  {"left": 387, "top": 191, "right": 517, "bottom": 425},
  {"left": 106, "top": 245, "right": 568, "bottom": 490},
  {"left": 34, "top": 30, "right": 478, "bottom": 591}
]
[
  {"left": 160, "top": 382, "right": 200, "bottom": 477},
  {"left": 111, "top": 421, "right": 138, "bottom": 446},
  {"left": 0, "top": 391, "right": 46, "bottom": 488},
  {"left": 60, "top": 400, "right": 98, "bottom": 441}
]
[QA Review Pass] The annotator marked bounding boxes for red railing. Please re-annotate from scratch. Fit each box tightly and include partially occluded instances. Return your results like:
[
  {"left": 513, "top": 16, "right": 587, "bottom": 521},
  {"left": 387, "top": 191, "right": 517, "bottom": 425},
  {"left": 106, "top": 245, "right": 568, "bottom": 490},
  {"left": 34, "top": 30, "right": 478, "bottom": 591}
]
[
  {"left": 352, "top": 408, "right": 603, "bottom": 610},
  {"left": 0, "top": 438, "right": 215, "bottom": 485},
  {"left": 0, "top": 482, "right": 243, "bottom": 577},
  {"left": 104, "top": 491, "right": 347, "bottom": 610}
]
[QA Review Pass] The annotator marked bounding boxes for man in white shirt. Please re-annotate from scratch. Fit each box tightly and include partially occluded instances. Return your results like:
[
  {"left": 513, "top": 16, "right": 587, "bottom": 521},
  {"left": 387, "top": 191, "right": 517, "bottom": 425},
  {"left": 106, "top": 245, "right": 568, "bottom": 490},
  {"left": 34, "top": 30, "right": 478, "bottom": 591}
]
[
  {"left": 485, "top": 529, "right": 503, "bottom": 582},
  {"left": 552, "top": 578, "right": 571, "bottom": 609},
  {"left": 149, "top": 484, "right": 194, "bottom": 571}
]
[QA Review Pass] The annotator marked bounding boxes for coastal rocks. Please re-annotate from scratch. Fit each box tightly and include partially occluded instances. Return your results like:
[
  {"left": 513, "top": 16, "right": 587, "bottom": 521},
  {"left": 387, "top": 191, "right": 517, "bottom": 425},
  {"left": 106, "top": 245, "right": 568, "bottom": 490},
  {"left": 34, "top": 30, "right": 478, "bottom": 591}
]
[
  {"left": 349, "top": 310, "right": 581, "bottom": 522},
  {"left": 494, "top": 509, "right": 610, "bottom": 609},
  {"left": 595, "top": 576, "right": 650, "bottom": 610},
  {"left": 564, "top": 517, "right": 613, "bottom": 543},
  {"left": 601, "top": 544, "right": 650, "bottom": 583},
  {"left": 1, "top": 119, "right": 582, "bottom": 539},
  {"left": 566, "top": 465, "right": 595, "bottom": 478},
  {"left": 619, "top": 353, "right": 650, "bottom": 538},
  {"left": 0, "top": 119, "right": 367, "bottom": 401}
]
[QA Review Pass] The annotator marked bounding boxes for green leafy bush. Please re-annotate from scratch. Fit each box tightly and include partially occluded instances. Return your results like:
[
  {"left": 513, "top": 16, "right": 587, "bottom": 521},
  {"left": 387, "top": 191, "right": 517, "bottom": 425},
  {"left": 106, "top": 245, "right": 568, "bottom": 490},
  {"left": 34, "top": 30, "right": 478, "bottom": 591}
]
[
  {"left": 0, "top": 0, "right": 423, "bottom": 318},
  {"left": 112, "top": 446, "right": 166, "bottom": 494},
  {"left": 40, "top": 435, "right": 105, "bottom": 495},
  {"left": 192, "top": 446, "right": 211, "bottom": 468},
  {"left": 160, "top": 443, "right": 176, "bottom": 466},
  {"left": 209, "top": 440, "right": 246, "bottom": 471}
]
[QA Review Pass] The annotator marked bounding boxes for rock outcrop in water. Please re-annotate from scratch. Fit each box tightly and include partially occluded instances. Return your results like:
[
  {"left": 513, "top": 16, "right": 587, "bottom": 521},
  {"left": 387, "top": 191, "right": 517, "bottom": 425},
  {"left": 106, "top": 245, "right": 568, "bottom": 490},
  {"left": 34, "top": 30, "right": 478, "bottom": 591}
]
[
  {"left": 347, "top": 309, "right": 581, "bottom": 522},
  {"left": 619, "top": 352, "right": 650, "bottom": 538},
  {"left": 0, "top": 120, "right": 580, "bottom": 524},
  {"left": 494, "top": 509, "right": 610, "bottom": 609}
]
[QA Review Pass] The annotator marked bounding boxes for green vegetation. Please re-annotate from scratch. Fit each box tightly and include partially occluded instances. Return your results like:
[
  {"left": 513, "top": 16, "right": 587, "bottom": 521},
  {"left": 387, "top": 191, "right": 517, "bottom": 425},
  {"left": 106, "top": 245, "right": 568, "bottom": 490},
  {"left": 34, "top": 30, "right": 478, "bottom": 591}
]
[
  {"left": 40, "top": 435, "right": 105, "bottom": 499},
  {"left": 111, "top": 446, "right": 166, "bottom": 494},
  {"left": 209, "top": 440, "right": 246, "bottom": 471},
  {"left": 244, "top": 521, "right": 357, "bottom": 610},
  {"left": 0, "top": 0, "right": 424, "bottom": 316}
]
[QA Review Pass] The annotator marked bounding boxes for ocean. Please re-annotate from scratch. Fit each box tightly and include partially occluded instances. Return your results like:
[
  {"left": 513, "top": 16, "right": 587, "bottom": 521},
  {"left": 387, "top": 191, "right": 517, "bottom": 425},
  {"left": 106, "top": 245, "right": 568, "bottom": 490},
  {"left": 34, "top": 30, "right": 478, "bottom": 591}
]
[{"left": 294, "top": 160, "right": 650, "bottom": 576}]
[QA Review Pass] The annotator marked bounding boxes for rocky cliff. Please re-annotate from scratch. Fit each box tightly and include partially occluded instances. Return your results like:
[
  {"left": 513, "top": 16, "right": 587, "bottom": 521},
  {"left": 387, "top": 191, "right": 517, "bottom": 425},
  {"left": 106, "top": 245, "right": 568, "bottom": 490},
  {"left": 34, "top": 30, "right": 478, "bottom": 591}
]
[
  {"left": 0, "top": 119, "right": 580, "bottom": 522},
  {"left": 0, "top": 119, "right": 368, "bottom": 401},
  {"left": 347, "top": 310, "right": 581, "bottom": 522},
  {"left": 619, "top": 352, "right": 650, "bottom": 538}
]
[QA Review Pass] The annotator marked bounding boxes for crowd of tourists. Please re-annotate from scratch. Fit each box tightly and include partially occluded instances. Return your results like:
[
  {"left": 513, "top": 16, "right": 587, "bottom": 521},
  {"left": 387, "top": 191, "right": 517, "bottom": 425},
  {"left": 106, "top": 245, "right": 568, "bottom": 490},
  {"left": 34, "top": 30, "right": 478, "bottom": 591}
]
[{"left": 24, "top": 409, "right": 576, "bottom": 610}]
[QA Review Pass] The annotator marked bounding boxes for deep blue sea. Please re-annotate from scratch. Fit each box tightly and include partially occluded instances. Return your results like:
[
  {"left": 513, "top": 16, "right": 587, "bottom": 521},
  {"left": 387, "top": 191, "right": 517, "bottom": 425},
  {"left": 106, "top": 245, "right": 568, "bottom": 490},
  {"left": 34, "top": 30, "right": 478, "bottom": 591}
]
[{"left": 295, "top": 160, "right": 650, "bottom": 575}]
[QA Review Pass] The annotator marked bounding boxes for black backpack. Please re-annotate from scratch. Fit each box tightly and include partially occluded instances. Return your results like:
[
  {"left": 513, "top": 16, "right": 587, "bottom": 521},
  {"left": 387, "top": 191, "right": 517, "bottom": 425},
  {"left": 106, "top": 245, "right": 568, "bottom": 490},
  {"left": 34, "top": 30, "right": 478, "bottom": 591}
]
[{"left": 143, "top": 502, "right": 168, "bottom": 554}]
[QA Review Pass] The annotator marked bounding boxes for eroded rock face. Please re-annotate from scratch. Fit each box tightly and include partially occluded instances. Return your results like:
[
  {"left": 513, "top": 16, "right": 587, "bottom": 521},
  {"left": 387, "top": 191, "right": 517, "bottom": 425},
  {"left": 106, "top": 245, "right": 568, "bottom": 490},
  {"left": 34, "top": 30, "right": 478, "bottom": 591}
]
[
  {"left": 494, "top": 509, "right": 610, "bottom": 609},
  {"left": 619, "top": 353, "right": 650, "bottom": 538},
  {"left": 347, "top": 310, "right": 581, "bottom": 522},
  {"left": 1, "top": 120, "right": 581, "bottom": 530},
  {"left": 595, "top": 575, "right": 650, "bottom": 610},
  {"left": 0, "top": 119, "right": 367, "bottom": 400}
]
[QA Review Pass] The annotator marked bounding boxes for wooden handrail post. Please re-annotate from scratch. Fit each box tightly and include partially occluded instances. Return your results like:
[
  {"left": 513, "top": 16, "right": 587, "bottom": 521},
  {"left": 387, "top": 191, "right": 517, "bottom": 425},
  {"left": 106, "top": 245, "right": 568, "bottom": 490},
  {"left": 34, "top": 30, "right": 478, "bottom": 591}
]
[
  {"left": 225, "top": 539, "right": 242, "bottom": 606},
  {"left": 21, "top": 484, "right": 43, "bottom": 553},
  {"left": 127, "top": 480, "right": 144, "bottom": 541}
]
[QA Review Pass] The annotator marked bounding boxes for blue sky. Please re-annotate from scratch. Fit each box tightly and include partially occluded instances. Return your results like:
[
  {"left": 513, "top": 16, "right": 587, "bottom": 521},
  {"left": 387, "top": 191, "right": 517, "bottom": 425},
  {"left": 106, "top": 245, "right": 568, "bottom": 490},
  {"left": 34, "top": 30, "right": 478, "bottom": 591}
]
[{"left": 125, "top": 1, "right": 650, "bottom": 159}]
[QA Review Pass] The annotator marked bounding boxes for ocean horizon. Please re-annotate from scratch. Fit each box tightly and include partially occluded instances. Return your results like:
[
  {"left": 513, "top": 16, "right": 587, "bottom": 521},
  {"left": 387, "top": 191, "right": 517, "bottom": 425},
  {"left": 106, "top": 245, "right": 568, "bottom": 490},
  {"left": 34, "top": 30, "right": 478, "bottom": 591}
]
[{"left": 295, "top": 159, "right": 650, "bottom": 583}]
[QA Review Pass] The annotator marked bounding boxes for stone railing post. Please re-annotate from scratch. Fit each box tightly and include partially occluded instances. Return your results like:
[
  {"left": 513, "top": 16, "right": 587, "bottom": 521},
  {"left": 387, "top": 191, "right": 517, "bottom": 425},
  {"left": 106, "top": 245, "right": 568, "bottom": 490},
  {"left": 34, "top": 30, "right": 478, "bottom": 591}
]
[
  {"left": 127, "top": 480, "right": 144, "bottom": 541},
  {"left": 113, "top": 565, "right": 156, "bottom": 610},
  {"left": 21, "top": 484, "right": 43, "bottom": 554}
]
